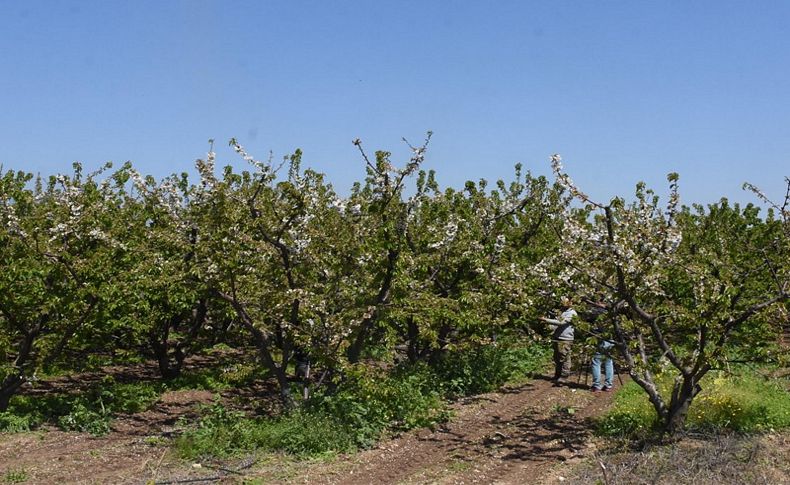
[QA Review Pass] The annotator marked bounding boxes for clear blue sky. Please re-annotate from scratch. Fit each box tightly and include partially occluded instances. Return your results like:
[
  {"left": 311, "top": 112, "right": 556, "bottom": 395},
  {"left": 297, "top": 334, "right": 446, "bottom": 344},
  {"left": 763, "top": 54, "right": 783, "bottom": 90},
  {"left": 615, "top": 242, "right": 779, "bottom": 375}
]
[{"left": 2, "top": 1, "right": 789, "bottom": 206}]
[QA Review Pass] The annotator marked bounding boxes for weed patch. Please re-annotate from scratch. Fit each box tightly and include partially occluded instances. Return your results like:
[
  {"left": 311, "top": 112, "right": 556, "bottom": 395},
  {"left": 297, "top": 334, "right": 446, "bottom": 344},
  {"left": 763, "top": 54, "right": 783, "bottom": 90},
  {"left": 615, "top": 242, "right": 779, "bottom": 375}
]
[
  {"left": 315, "top": 363, "right": 449, "bottom": 447},
  {"left": 174, "top": 404, "right": 355, "bottom": 458},
  {"left": 597, "top": 370, "right": 790, "bottom": 438},
  {"left": 0, "top": 377, "right": 162, "bottom": 435},
  {"left": 3, "top": 468, "right": 28, "bottom": 484},
  {"left": 0, "top": 362, "right": 267, "bottom": 435}
]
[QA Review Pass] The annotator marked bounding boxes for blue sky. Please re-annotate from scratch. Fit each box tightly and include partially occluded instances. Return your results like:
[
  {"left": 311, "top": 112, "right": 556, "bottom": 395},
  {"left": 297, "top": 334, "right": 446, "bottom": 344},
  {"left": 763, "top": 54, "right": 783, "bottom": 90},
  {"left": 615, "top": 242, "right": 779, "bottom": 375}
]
[{"left": 2, "top": 1, "right": 789, "bottom": 206}]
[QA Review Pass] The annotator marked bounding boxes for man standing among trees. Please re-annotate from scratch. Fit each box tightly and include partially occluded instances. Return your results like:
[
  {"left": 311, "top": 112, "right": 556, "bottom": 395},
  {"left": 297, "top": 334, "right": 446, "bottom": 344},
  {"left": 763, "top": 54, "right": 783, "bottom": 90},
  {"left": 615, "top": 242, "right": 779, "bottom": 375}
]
[{"left": 540, "top": 296, "right": 577, "bottom": 383}]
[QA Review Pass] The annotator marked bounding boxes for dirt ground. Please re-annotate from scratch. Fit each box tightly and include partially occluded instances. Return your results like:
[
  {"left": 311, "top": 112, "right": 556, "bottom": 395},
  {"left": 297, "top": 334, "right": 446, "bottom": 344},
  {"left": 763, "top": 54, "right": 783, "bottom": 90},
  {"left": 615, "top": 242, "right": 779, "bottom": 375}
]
[
  {"left": 564, "top": 431, "right": 790, "bottom": 485},
  {"left": 0, "top": 373, "right": 620, "bottom": 484},
  {"left": 0, "top": 388, "right": 216, "bottom": 484}
]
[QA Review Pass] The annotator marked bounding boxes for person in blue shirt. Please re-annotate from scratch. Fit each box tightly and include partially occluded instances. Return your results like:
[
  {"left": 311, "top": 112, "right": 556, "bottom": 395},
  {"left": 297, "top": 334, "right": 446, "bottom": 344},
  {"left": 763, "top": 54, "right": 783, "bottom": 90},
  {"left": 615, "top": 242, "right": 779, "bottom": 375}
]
[
  {"left": 586, "top": 300, "right": 615, "bottom": 392},
  {"left": 590, "top": 335, "right": 614, "bottom": 392}
]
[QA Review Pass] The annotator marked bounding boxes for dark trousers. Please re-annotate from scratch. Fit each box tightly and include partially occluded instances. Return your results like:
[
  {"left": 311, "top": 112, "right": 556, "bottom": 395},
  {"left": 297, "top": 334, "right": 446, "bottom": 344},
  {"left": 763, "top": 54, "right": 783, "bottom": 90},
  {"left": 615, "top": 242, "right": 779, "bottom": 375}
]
[{"left": 553, "top": 340, "right": 573, "bottom": 379}]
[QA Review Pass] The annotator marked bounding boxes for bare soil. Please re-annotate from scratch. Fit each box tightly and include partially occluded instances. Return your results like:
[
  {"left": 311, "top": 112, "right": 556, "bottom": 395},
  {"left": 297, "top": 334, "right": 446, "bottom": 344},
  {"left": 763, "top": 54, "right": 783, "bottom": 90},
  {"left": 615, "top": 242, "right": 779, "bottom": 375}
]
[{"left": 0, "top": 388, "right": 217, "bottom": 484}]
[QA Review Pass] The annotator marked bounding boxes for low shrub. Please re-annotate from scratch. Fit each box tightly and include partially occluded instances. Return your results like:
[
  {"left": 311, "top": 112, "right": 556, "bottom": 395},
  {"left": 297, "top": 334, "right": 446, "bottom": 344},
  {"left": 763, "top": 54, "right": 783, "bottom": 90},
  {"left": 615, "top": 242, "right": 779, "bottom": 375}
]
[
  {"left": 57, "top": 402, "right": 111, "bottom": 435},
  {"left": 432, "top": 343, "right": 550, "bottom": 396},
  {"left": 315, "top": 363, "right": 448, "bottom": 447},
  {"left": 175, "top": 364, "right": 448, "bottom": 458},
  {"left": 165, "top": 371, "right": 229, "bottom": 392},
  {"left": 0, "top": 411, "right": 37, "bottom": 433},
  {"left": 164, "top": 364, "right": 262, "bottom": 392},
  {"left": 103, "top": 381, "right": 161, "bottom": 414}
]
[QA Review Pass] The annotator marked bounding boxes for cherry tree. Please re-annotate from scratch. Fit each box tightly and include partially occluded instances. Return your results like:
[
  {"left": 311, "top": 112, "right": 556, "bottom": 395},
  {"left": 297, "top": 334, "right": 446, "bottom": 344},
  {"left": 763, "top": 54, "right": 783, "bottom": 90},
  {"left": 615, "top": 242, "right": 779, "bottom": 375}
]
[
  {"left": 110, "top": 162, "right": 217, "bottom": 379},
  {"left": 0, "top": 164, "right": 125, "bottom": 410},
  {"left": 390, "top": 164, "right": 560, "bottom": 363},
  {"left": 191, "top": 136, "right": 431, "bottom": 407},
  {"left": 544, "top": 155, "right": 788, "bottom": 435}
]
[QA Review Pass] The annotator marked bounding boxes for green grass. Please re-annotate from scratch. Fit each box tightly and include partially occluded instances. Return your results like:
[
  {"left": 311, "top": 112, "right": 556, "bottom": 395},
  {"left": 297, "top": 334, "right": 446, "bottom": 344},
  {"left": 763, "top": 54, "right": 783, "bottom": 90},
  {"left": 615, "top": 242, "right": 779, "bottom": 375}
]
[
  {"left": 688, "top": 373, "right": 790, "bottom": 432},
  {"left": 597, "top": 370, "right": 790, "bottom": 437},
  {"left": 595, "top": 380, "right": 661, "bottom": 437}
]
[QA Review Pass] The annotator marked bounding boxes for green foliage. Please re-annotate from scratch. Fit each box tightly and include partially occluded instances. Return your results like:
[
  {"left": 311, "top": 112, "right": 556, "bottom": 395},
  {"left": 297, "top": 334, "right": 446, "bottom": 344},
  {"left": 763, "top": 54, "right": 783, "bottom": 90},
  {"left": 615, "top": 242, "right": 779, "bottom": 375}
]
[
  {"left": 0, "top": 412, "right": 36, "bottom": 433},
  {"left": 57, "top": 402, "right": 111, "bottom": 435},
  {"left": 432, "top": 343, "right": 550, "bottom": 396},
  {"left": 174, "top": 403, "right": 355, "bottom": 458},
  {"left": 3, "top": 468, "right": 28, "bottom": 484},
  {"left": 174, "top": 342, "right": 548, "bottom": 458},
  {"left": 163, "top": 363, "right": 260, "bottom": 392},
  {"left": 165, "top": 370, "right": 230, "bottom": 392},
  {"left": 0, "top": 378, "right": 162, "bottom": 435},
  {"left": 0, "top": 362, "right": 270, "bottom": 435},
  {"left": 315, "top": 364, "right": 448, "bottom": 447},
  {"left": 174, "top": 363, "right": 450, "bottom": 458},
  {"left": 104, "top": 381, "right": 161, "bottom": 414},
  {"left": 598, "top": 370, "right": 790, "bottom": 438},
  {"left": 0, "top": 164, "right": 131, "bottom": 410}
]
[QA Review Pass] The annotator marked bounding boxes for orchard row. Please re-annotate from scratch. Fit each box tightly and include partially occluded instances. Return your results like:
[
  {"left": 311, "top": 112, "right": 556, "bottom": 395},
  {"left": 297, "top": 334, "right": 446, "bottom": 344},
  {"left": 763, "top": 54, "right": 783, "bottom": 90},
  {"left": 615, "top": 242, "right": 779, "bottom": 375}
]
[{"left": 1, "top": 136, "right": 787, "bottom": 434}]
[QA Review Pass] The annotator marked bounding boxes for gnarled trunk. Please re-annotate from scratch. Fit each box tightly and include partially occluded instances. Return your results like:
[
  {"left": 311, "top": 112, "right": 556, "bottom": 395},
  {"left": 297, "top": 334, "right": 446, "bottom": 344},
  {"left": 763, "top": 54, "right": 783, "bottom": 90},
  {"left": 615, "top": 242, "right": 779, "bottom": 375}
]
[
  {"left": 150, "top": 300, "right": 208, "bottom": 380},
  {"left": 215, "top": 289, "right": 296, "bottom": 410},
  {"left": 0, "top": 375, "right": 25, "bottom": 412},
  {"left": 663, "top": 376, "right": 702, "bottom": 436}
]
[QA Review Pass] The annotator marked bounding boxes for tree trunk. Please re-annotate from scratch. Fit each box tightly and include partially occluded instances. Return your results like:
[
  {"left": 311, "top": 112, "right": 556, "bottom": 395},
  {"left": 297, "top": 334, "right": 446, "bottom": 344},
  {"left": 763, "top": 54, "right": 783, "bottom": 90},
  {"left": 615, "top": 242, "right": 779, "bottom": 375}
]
[
  {"left": 663, "top": 377, "right": 701, "bottom": 436},
  {"left": 150, "top": 300, "right": 206, "bottom": 380},
  {"left": 428, "top": 323, "right": 453, "bottom": 365},
  {"left": 154, "top": 348, "right": 181, "bottom": 379},
  {"left": 406, "top": 317, "right": 420, "bottom": 364},
  {"left": 268, "top": 356, "right": 295, "bottom": 410},
  {"left": 150, "top": 323, "right": 181, "bottom": 380},
  {"left": 347, "top": 247, "right": 398, "bottom": 364},
  {"left": 0, "top": 375, "right": 25, "bottom": 412},
  {"left": 0, "top": 325, "right": 38, "bottom": 412},
  {"left": 215, "top": 290, "right": 297, "bottom": 410}
]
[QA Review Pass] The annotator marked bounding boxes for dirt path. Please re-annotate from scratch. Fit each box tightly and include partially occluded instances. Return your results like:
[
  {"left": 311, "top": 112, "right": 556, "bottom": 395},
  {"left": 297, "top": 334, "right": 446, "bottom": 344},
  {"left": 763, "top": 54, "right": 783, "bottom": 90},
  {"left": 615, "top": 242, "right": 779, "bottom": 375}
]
[
  {"left": 0, "top": 374, "right": 618, "bottom": 484},
  {"left": 254, "top": 374, "right": 618, "bottom": 484}
]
